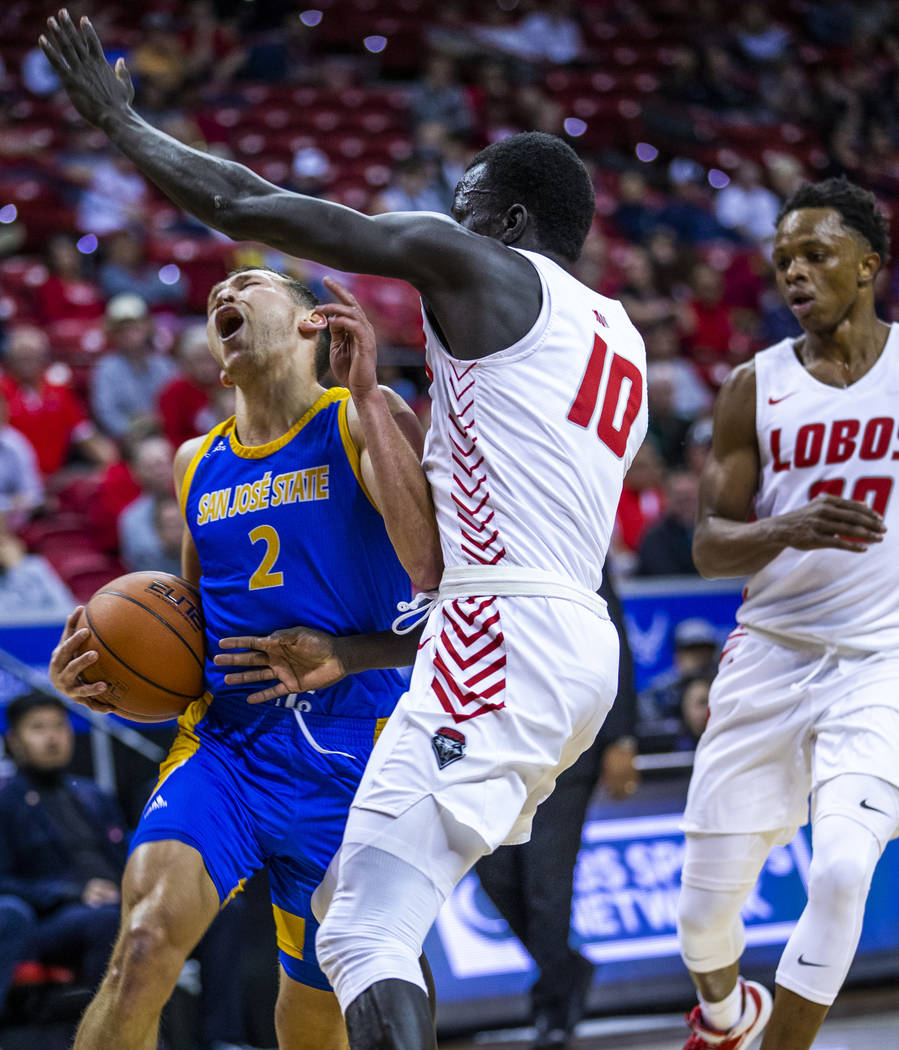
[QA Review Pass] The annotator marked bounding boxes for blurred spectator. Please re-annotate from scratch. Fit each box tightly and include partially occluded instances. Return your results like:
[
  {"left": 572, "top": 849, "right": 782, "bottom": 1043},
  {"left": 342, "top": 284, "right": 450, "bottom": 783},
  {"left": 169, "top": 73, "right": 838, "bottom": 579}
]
[
  {"left": 0, "top": 325, "right": 116, "bottom": 476},
  {"left": 0, "top": 389, "right": 43, "bottom": 530},
  {"left": 97, "top": 229, "right": 188, "bottom": 310},
  {"left": 644, "top": 322, "right": 713, "bottom": 421},
  {"left": 613, "top": 171, "right": 659, "bottom": 244},
  {"left": 89, "top": 421, "right": 161, "bottom": 553},
  {"left": 611, "top": 439, "right": 665, "bottom": 573},
  {"left": 732, "top": 4, "right": 792, "bottom": 66},
  {"left": 131, "top": 12, "right": 189, "bottom": 102},
  {"left": 713, "top": 161, "right": 780, "bottom": 244},
  {"left": 681, "top": 262, "right": 736, "bottom": 387},
  {"left": 290, "top": 146, "right": 334, "bottom": 199},
  {"left": 572, "top": 227, "right": 610, "bottom": 295},
  {"left": 0, "top": 694, "right": 123, "bottom": 1014},
  {"left": 636, "top": 469, "right": 700, "bottom": 577},
  {"left": 158, "top": 323, "right": 231, "bottom": 449},
  {"left": 616, "top": 246, "right": 680, "bottom": 333},
  {"left": 514, "top": 0, "right": 584, "bottom": 65},
  {"left": 410, "top": 53, "right": 474, "bottom": 137},
  {"left": 657, "top": 162, "right": 736, "bottom": 245},
  {"left": 75, "top": 155, "right": 150, "bottom": 237},
  {"left": 20, "top": 44, "right": 60, "bottom": 96},
  {"left": 645, "top": 363, "right": 691, "bottom": 469},
  {"left": 677, "top": 671, "right": 714, "bottom": 749},
  {"left": 683, "top": 416, "right": 714, "bottom": 477},
  {"left": 180, "top": 0, "right": 245, "bottom": 88},
  {"left": 34, "top": 235, "right": 105, "bottom": 326},
  {"left": 374, "top": 155, "right": 448, "bottom": 214},
  {"left": 116, "top": 435, "right": 177, "bottom": 573},
  {"left": 90, "top": 294, "right": 177, "bottom": 439},
  {"left": 638, "top": 616, "right": 720, "bottom": 736}
]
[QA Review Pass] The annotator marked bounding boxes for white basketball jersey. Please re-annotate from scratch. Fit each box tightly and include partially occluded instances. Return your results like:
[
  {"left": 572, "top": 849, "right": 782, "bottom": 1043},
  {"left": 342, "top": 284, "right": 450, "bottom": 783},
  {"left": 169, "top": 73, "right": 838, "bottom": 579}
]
[
  {"left": 421, "top": 248, "right": 647, "bottom": 590},
  {"left": 738, "top": 324, "right": 899, "bottom": 650}
]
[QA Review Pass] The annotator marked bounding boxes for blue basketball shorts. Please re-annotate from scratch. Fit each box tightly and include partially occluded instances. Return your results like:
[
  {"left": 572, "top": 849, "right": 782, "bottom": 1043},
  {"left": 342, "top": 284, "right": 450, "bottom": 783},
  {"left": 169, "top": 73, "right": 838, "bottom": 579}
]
[{"left": 129, "top": 693, "right": 388, "bottom": 989}]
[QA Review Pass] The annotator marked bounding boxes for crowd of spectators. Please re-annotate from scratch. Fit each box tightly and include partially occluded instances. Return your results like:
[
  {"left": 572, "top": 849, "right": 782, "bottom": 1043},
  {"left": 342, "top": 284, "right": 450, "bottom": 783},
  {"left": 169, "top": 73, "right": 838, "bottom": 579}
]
[{"left": 1, "top": 0, "right": 898, "bottom": 597}]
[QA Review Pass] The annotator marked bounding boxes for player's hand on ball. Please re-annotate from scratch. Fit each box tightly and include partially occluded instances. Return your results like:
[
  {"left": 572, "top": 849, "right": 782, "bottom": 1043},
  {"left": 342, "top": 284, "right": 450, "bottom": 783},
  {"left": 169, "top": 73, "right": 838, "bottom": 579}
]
[
  {"left": 781, "top": 494, "right": 886, "bottom": 552},
  {"left": 48, "top": 607, "right": 116, "bottom": 714},
  {"left": 39, "top": 10, "right": 134, "bottom": 129},
  {"left": 216, "top": 626, "right": 347, "bottom": 703},
  {"left": 320, "top": 277, "right": 379, "bottom": 400}
]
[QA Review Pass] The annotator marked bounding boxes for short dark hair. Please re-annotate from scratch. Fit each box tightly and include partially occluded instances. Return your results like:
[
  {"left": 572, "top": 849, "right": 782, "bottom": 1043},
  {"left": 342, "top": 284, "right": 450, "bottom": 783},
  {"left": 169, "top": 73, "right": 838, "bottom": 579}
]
[
  {"left": 226, "top": 267, "right": 331, "bottom": 379},
  {"left": 466, "top": 133, "right": 595, "bottom": 264},
  {"left": 776, "top": 177, "right": 890, "bottom": 265},
  {"left": 6, "top": 692, "right": 67, "bottom": 734}
]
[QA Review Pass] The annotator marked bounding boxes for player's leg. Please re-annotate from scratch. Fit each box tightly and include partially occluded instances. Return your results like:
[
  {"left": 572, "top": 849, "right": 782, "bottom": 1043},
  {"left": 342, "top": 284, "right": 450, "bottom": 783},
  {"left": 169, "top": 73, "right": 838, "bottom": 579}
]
[
  {"left": 759, "top": 772, "right": 899, "bottom": 1050},
  {"left": 317, "top": 798, "right": 488, "bottom": 1050},
  {"left": 73, "top": 839, "right": 220, "bottom": 1050},
  {"left": 275, "top": 969, "right": 348, "bottom": 1050},
  {"left": 677, "top": 830, "right": 778, "bottom": 1043}
]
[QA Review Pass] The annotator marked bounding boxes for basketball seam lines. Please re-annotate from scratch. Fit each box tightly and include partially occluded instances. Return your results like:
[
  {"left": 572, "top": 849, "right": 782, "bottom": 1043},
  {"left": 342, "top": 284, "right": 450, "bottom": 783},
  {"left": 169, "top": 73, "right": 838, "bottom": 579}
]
[
  {"left": 96, "top": 590, "right": 205, "bottom": 671},
  {"left": 85, "top": 604, "right": 202, "bottom": 699}
]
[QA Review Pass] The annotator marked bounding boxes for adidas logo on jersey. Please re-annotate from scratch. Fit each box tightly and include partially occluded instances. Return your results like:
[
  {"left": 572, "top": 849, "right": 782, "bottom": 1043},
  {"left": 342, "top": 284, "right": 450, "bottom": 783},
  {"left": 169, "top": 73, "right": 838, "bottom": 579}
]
[
  {"left": 205, "top": 439, "right": 227, "bottom": 457},
  {"left": 146, "top": 795, "right": 167, "bottom": 815}
]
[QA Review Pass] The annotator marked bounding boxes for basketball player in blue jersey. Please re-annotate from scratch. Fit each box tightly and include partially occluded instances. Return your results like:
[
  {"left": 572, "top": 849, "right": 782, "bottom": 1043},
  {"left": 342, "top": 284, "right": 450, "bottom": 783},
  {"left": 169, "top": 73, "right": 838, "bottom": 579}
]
[{"left": 48, "top": 267, "right": 441, "bottom": 1050}]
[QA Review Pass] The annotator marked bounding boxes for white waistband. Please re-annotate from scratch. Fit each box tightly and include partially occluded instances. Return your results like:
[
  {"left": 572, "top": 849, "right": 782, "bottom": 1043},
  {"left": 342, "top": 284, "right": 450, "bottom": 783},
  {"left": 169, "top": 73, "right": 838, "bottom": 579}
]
[
  {"left": 391, "top": 567, "right": 608, "bottom": 635},
  {"left": 438, "top": 565, "right": 608, "bottom": 618}
]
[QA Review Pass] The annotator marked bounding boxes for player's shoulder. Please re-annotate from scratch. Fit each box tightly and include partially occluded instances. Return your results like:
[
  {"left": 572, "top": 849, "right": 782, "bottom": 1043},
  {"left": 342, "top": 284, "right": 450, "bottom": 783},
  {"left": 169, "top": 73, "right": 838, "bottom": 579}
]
[{"left": 173, "top": 420, "right": 233, "bottom": 486}]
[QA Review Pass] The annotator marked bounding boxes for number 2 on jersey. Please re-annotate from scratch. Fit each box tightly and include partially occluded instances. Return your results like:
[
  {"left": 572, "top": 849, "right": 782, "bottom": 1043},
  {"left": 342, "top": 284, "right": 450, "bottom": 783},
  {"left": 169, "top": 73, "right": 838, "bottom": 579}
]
[
  {"left": 567, "top": 329, "right": 643, "bottom": 457},
  {"left": 248, "top": 524, "right": 284, "bottom": 589}
]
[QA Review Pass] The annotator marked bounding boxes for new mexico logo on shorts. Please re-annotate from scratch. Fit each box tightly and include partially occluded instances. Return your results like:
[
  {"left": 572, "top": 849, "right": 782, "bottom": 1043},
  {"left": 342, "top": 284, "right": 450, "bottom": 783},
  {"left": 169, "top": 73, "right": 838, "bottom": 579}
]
[{"left": 432, "top": 727, "right": 466, "bottom": 769}]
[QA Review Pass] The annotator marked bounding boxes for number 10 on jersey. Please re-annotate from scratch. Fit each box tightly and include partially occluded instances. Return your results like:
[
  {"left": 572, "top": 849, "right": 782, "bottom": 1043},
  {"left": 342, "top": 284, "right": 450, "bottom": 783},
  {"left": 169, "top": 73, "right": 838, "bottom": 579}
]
[{"left": 567, "top": 326, "right": 643, "bottom": 458}]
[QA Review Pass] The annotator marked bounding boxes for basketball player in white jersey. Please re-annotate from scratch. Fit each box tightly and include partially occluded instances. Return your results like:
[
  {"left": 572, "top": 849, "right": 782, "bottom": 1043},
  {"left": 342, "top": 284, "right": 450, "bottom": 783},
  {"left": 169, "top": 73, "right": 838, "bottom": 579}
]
[
  {"left": 677, "top": 177, "right": 899, "bottom": 1050},
  {"left": 40, "top": 13, "right": 647, "bottom": 1049}
]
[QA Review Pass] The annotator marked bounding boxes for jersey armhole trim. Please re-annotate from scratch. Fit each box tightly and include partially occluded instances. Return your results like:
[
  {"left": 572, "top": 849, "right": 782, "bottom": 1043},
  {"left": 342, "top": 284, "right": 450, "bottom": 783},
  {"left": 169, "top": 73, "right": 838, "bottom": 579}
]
[
  {"left": 179, "top": 421, "right": 233, "bottom": 518},
  {"left": 337, "top": 395, "right": 379, "bottom": 512}
]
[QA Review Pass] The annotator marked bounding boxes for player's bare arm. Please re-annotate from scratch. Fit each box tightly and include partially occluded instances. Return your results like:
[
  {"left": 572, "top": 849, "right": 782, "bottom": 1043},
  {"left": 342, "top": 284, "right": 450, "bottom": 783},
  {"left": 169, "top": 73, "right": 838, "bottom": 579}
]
[
  {"left": 215, "top": 624, "right": 422, "bottom": 704},
  {"left": 173, "top": 436, "right": 204, "bottom": 588},
  {"left": 321, "top": 277, "right": 442, "bottom": 592},
  {"left": 694, "top": 362, "right": 886, "bottom": 577},
  {"left": 39, "top": 11, "right": 541, "bottom": 361}
]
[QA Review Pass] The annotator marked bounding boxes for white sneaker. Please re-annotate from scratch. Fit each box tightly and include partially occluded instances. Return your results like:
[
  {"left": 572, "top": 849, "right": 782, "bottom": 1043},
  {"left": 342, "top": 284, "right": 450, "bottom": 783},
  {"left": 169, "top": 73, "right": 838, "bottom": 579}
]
[{"left": 682, "top": 979, "right": 773, "bottom": 1049}]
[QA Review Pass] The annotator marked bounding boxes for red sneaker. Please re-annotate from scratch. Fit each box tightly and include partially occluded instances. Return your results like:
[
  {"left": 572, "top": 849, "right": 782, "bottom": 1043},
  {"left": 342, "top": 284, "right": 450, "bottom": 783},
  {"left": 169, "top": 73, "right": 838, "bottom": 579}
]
[{"left": 683, "top": 979, "right": 773, "bottom": 1049}]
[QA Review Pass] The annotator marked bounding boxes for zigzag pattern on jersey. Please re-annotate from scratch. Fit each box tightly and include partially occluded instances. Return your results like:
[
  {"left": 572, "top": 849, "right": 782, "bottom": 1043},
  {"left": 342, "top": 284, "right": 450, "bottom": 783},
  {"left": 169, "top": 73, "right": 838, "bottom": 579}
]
[{"left": 432, "top": 360, "right": 507, "bottom": 724}]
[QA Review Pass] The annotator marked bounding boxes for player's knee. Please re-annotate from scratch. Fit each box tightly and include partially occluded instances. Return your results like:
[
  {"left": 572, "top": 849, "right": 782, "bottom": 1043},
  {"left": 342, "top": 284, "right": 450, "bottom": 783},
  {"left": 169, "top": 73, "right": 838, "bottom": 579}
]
[
  {"left": 807, "top": 851, "right": 871, "bottom": 916},
  {"left": 107, "top": 912, "right": 186, "bottom": 1003},
  {"left": 677, "top": 884, "right": 745, "bottom": 972}
]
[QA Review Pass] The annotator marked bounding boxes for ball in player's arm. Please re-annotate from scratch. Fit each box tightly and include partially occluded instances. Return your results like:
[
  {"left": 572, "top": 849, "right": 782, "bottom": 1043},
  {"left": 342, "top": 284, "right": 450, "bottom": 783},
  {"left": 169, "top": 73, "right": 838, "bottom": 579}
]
[{"left": 678, "top": 179, "right": 899, "bottom": 1050}]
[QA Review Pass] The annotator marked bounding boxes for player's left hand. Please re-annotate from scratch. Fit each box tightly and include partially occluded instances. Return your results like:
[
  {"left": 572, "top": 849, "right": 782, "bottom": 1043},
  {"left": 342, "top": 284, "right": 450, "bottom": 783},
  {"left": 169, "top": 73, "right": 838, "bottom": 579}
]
[
  {"left": 215, "top": 626, "right": 347, "bottom": 703},
  {"left": 319, "top": 277, "right": 379, "bottom": 400},
  {"left": 39, "top": 10, "right": 134, "bottom": 129}
]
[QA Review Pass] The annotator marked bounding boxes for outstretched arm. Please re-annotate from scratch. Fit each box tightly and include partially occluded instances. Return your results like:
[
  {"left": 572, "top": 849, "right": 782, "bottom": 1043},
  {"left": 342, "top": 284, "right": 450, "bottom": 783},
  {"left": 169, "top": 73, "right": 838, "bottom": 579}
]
[
  {"left": 693, "top": 362, "right": 886, "bottom": 577},
  {"left": 40, "top": 11, "right": 541, "bottom": 358}
]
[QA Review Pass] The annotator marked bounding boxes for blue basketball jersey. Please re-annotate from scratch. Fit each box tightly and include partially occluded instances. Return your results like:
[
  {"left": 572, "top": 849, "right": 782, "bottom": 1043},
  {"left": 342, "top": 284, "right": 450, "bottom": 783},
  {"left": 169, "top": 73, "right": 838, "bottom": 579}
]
[{"left": 180, "top": 387, "right": 410, "bottom": 718}]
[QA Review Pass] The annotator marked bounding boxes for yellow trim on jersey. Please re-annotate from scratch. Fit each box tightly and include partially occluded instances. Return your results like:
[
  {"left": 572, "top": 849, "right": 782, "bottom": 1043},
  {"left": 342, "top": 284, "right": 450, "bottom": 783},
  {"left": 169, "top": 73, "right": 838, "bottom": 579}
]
[
  {"left": 150, "top": 692, "right": 213, "bottom": 795},
  {"left": 337, "top": 394, "right": 378, "bottom": 510},
  {"left": 373, "top": 716, "right": 389, "bottom": 745},
  {"left": 223, "top": 877, "right": 247, "bottom": 906},
  {"left": 179, "top": 422, "right": 231, "bottom": 517},
  {"left": 228, "top": 388, "right": 346, "bottom": 460},
  {"left": 272, "top": 904, "right": 306, "bottom": 960}
]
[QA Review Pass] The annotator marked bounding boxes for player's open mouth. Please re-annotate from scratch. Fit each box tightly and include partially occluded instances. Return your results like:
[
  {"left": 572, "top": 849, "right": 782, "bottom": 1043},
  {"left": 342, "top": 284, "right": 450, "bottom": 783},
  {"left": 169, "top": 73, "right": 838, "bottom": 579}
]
[
  {"left": 216, "top": 306, "right": 245, "bottom": 340},
  {"left": 790, "top": 293, "right": 814, "bottom": 314}
]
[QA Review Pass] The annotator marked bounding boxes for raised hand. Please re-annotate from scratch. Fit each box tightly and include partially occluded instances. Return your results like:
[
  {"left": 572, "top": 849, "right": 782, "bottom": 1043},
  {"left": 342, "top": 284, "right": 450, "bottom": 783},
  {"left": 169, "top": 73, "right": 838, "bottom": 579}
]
[
  {"left": 779, "top": 493, "right": 886, "bottom": 552},
  {"left": 39, "top": 9, "right": 134, "bottom": 129},
  {"left": 48, "top": 607, "right": 116, "bottom": 714},
  {"left": 214, "top": 625, "right": 348, "bottom": 703},
  {"left": 319, "top": 277, "right": 379, "bottom": 400}
]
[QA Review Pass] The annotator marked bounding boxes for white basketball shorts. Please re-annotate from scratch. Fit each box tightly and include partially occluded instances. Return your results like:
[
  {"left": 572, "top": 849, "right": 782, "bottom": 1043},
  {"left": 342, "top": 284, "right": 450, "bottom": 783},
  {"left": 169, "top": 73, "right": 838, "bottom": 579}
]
[
  {"left": 347, "top": 592, "right": 620, "bottom": 857},
  {"left": 683, "top": 628, "right": 899, "bottom": 843}
]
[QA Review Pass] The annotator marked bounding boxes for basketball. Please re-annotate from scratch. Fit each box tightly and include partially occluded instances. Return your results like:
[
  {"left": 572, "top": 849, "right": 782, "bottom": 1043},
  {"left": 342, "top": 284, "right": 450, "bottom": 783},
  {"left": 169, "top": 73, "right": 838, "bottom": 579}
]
[{"left": 76, "top": 571, "right": 205, "bottom": 722}]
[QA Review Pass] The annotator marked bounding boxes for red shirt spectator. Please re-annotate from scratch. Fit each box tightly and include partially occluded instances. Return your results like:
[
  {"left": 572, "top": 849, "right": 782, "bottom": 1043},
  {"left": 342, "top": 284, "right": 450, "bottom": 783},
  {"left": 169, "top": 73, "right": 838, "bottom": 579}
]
[
  {"left": 614, "top": 440, "right": 666, "bottom": 554},
  {"left": 33, "top": 235, "right": 105, "bottom": 326},
  {"left": 0, "top": 326, "right": 115, "bottom": 476}
]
